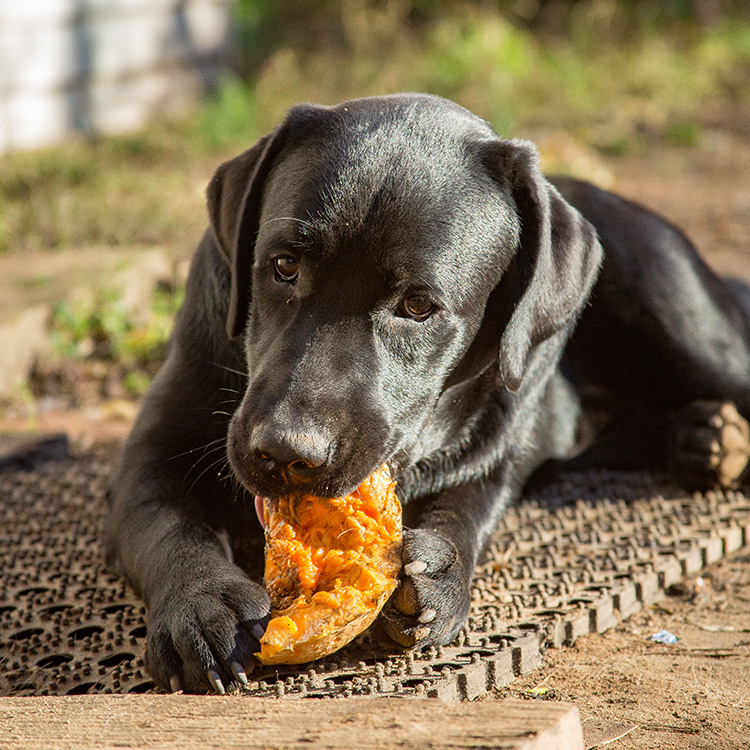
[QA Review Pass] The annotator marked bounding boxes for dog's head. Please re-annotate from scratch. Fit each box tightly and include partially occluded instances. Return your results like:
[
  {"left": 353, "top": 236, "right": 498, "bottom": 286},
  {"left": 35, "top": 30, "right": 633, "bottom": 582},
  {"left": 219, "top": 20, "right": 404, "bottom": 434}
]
[{"left": 208, "top": 94, "right": 601, "bottom": 499}]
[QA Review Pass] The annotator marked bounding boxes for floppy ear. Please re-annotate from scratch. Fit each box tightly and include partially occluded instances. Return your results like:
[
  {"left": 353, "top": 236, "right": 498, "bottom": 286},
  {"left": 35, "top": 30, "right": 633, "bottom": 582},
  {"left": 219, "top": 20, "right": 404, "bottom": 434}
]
[
  {"left": 206, "top": 127, "right": 288, "bottom": 339},
  {"left": 484, "top": 139, "right": 603, "bottom": 391}
]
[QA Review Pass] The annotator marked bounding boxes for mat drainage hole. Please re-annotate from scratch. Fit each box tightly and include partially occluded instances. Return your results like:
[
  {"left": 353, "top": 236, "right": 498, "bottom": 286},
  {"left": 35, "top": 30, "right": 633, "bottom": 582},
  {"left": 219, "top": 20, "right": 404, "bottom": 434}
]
[
  {"left": 130, "top": 625, "right": 147, "bottom": 639},
  {"left": 10, "top": 628, "right": 44, "bottom": 641},
  {"left": 18, "top": 587, "right": 50, "bottom": 597},
  {"left": 100, "top": 604, "right": 131, "bottom": 615},
  {"left": 40, "top": 605, "right": 71, "bottom": 616},
  {"left": 11, "top": 684, "right": 37, "bottom": 693},
  {"left": 37, "top": 654, "right": 74, "bottom": 669},
  {"left": 66, "top": 682, "right": 98, "bottom": 695},
  {"left": 98, "top": 652, "right": 135, "bottom": 668},
  {"left": 128, "top": 681, "right": 156, "bottom": 694},
  {"left": 69, "top": 625, "right": 105, "bottom": 640}
]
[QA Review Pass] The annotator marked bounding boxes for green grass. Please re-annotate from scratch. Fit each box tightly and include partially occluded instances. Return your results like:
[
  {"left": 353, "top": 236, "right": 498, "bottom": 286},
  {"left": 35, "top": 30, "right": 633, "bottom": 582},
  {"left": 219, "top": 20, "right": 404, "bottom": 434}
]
[
  {"left": 2, "top": 1, "right": 748, "bottom": 403},
  {"left": 47, "top": 282, "right": 185, "bottom": 396},
  {"left": 0, "top": 2, "right": 748, "bottom": 258},
  {"left": 0, "top": 134, "right": 216, "bottom": 255}
]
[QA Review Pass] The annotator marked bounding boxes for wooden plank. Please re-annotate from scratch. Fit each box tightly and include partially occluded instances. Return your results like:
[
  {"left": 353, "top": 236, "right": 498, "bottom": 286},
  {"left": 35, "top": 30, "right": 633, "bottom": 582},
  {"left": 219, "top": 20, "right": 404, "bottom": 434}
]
[{"left": 0, "top": 696, "right": 583, "bottom": 750}]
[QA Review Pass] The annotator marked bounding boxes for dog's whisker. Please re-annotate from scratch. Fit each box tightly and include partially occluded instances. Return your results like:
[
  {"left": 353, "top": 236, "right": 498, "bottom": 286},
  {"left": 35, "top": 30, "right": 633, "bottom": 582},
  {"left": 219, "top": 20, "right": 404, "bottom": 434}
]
[
  {"left": 187, "top": 405, "right": 237, "bottom": 414},
  {"left": 184, "top": 447, "right": 226, "bottom": 478},
  {"left": 211, "top": 362, "right": 248, "bottom": 379},
  {"left": 182, "top": 444, "right": 228, "bottom": 483},
  {"left": 166, "top": 437, "right": 226, "bottom": 463},
  {"left": 259, "top": 216, "right": 314, "bottom": 232},
  {"left": 228, "top": 476, "right": 242, "bottom": 505},
  {"left": 186, "top": 455, "right": 231, "bottom": 497}
]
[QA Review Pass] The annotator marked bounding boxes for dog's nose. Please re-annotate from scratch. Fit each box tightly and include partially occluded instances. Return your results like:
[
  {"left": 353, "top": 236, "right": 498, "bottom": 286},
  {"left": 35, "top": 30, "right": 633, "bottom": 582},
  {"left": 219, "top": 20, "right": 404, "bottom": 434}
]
[{"left": 252, "top": 428, "right": 331, "bottom": 477}]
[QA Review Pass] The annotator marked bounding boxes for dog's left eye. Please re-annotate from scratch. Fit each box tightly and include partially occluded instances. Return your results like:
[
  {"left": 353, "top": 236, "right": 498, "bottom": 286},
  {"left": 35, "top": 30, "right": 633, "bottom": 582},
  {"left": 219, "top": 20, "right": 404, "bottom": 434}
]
[
  {"left": 273, "top": 256, "right": 299, "bottom": 283},
  {"left": 401, "top": 295, "right": 436, "bottom": 322}
]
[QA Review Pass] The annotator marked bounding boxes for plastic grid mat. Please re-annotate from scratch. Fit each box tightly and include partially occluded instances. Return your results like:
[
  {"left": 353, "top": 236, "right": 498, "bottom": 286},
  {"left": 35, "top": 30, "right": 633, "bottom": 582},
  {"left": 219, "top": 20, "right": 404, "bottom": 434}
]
[{"left": 1, "top": 453, "right": 749, "bottom": 700}]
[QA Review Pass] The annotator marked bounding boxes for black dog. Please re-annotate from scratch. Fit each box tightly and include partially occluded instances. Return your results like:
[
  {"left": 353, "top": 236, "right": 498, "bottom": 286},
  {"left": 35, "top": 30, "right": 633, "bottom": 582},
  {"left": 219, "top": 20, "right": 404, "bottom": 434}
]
[{"left": 106, "top": 93, "right": 750, "bottom": 693}]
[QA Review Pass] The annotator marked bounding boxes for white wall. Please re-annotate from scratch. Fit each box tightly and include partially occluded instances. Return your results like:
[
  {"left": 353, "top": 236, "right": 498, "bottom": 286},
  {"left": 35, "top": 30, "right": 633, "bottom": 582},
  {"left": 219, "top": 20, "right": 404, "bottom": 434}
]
[{"left": 0, "top": 0, "right": 231, "bottom": 151}]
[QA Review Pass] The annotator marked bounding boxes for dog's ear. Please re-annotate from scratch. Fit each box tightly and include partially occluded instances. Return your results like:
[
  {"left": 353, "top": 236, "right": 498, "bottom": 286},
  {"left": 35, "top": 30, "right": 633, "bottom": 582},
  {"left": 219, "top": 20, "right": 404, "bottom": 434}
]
[
  {"left": 484, "top": 139, "right": 602, "bottom": 391},
  {"left": 206, "top": 126, "right": 289, "bottom": 339},
  {"left": 208, "top": 103, "right": 330, "bottom": 339}
]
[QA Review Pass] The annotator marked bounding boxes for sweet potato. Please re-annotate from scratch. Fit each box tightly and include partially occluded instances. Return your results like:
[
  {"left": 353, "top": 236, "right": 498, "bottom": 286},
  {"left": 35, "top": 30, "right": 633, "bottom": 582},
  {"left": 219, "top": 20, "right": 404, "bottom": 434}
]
[{"left": 257, "top": 465, "right": 402, "bottom": 665}]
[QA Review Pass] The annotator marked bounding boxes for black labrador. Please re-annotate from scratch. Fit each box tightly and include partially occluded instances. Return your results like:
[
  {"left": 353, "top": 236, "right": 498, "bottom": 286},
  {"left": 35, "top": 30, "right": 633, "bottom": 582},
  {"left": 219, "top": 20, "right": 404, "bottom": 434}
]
[{"left": 106, "top": 93, "right": 750, "bottom": 693}]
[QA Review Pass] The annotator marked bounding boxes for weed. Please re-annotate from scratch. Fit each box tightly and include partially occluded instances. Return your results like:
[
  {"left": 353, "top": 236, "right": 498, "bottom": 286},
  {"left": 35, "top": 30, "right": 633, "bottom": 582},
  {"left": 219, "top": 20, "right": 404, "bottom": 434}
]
[
  {"left": 187, "top": 74, "right": 260, "bottom": 153},
  {"left": 46, "top": 282, "right": 185, "bottom": 398},
  {"left": 2, "top": 6, "right": 748, "bottom": 257},
  {"left": 664, "top": 119, "right": 704, "bottom": 147}
]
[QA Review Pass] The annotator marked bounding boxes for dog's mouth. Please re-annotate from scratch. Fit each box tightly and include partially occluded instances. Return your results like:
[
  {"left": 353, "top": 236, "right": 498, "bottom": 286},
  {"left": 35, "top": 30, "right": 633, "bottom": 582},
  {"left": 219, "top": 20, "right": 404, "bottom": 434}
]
[{"left": 251, "top": 455, "right": 403, "bottom": 530}]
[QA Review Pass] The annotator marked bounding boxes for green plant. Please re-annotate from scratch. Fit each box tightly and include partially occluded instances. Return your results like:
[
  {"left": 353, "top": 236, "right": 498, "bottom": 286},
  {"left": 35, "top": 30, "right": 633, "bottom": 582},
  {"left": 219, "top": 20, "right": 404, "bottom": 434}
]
[
  {"left": 664, "top": 119, "right": 703, "bottom": 146},
  {"left": 2, "top": 1, "right": 749, "bottom": 258},
  {"left": 48, "top": 282, "right": 185, "bottom": 397},
  {"left": 0, "top": 209, "right": 8, "bottom": 254},
  {"left": 187, "top": 74, "right": 261, "bottom": 152}
]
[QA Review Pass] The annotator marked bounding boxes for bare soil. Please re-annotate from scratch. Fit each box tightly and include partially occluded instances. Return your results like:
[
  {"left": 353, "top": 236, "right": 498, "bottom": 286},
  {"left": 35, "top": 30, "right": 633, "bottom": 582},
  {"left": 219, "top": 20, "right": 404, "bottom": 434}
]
[
  {"left": 507, "top": 555, "right": 750, "bottom": 749},
  {"left": 1, "top": 129, "right": 750, "bottom": 747}
]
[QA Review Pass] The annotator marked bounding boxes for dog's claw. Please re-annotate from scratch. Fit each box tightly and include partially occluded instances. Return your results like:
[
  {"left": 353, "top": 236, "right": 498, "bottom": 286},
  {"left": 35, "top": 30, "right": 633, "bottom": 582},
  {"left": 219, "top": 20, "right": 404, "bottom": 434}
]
[
  {"left": 415, "top": 626, "right": 431, "bottom": 641},
  {"left": 418, "top": 608, "right": 437, "bottom": 623},
  {"left": 169, "top": 675, "right": 183, "bottom": 693},
  {"left": 384, "top": 528, "right": 468, "bottom": 649},
  {"left": 231, "top": 661, "right": 249, "bottom": 686},
  {"left": 251, "top": 622, "right": 266, "bottom": 641},
  {"left": 404, "top": 560, "right": 427, "bottom": 576},
  {"left": 207, "top": 669, "right": 226, "bottom": 695}
]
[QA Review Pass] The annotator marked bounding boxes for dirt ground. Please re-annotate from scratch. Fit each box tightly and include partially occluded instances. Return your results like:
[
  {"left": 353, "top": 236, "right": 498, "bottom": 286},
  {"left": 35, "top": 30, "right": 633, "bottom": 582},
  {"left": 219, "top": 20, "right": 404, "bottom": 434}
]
[
  {"left": 2, "top": 124, "right": 750, "bottom": 748},
  {"left": 508, "top": 555, "right": 750, "bottom": 750}
]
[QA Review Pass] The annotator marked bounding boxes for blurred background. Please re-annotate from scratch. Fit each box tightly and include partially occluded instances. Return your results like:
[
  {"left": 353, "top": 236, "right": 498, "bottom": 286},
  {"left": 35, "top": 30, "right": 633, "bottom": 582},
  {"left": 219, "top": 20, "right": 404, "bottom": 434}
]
[{"left": 1, "top": 0, "right": 749, "bottom": 445}]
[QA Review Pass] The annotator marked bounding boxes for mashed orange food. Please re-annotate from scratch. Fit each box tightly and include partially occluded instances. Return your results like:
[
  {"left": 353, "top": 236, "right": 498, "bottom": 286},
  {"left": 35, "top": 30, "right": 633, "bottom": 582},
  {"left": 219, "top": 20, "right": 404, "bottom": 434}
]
[{"left": 257, "top": 465, "right": 402, "bottom": 665}]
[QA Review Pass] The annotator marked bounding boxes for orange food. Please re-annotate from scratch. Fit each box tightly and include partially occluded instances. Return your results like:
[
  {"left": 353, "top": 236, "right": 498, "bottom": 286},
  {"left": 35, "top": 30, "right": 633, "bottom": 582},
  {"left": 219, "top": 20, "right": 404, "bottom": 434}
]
[{"left": 257, "top": 465, "right": 402, "bottom": 665}]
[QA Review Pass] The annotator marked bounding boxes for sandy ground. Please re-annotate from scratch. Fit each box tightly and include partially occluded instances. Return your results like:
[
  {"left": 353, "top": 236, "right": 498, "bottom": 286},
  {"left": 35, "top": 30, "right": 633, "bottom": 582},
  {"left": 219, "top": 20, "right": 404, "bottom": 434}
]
[
  {"left": 2, "top": 127, "right": 750, "bottom": 748},
  {"left": 508, "top": 555, "right": 750, "bottom": 750}
]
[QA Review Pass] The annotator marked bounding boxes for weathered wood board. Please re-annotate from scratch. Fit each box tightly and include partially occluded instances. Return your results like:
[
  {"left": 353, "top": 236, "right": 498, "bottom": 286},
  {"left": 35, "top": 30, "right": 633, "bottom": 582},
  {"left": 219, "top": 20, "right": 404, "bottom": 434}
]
[{"left": 0, "top": 696, "right": 583, "bottom": 750}]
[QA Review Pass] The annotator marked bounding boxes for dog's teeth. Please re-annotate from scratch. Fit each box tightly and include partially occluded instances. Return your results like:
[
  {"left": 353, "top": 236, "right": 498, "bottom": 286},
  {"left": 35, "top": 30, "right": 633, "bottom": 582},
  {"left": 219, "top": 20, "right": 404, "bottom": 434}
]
[
  {"left": 418, "top": 608, "right": 437, "bottom": 623},
  {"left": 207, "top": 669, "right": 226, "bottom": 695},
  {"left": 404, "top": 560, "right": 427, "bottom": 576},
  {"left": 231, "top": 661, "right": 249, "bottom": 686},
  {"left": 169, "top": 675, "right": 183, "bottom": 693}
]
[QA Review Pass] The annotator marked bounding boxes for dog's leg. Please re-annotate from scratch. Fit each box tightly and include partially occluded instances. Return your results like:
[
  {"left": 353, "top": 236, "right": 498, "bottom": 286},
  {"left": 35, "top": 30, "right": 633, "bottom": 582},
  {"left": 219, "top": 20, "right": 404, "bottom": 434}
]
[
  {"left": 382, "top": 474, "right": 515, "bottom": 648},
  {"left": 557, "top": 178, "right": 750, "bottom": 486},
  {"left": 106, "top": 238, "right": 268, "bottom": 694},
  {"left": 669, "top": 400, "right": 750, "bottom": 489}
]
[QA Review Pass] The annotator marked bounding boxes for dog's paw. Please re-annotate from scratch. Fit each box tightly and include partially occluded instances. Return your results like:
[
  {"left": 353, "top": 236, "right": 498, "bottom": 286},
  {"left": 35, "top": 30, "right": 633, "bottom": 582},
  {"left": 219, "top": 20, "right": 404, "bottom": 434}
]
[
  {"left": 381, "top": 527, "right": 471, "bottom": 649},
  {"left": 670, "top": 400, "right": 750, "bottom": 489},
  {"left": 146, "top": 570, "right": 270, "bottom": 694}
]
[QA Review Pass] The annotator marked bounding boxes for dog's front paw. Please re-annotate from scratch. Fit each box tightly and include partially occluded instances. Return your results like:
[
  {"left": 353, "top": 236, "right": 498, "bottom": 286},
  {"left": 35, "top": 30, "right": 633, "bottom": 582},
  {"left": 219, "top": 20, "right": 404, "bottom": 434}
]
[
  {"left": 146, "top": 570, "right": 270, "bottom": 694},
  {"left": 670, "top": 400, "right": 750, "bottom": 489},
  {"left": 382, "top": 527, "right": 471, "bottom": 649}
]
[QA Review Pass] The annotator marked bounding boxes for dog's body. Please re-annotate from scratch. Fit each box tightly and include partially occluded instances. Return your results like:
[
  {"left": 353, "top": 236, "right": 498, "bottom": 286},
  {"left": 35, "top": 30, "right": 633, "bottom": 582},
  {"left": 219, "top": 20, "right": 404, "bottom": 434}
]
[{"left": 107, "top": 94, "right": 750, "bottom": 693}]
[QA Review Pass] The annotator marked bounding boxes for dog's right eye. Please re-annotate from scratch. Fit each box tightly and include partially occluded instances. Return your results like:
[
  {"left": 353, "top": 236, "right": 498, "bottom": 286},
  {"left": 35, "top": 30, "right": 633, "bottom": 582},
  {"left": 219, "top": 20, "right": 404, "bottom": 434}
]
[
  {"left": 401, "top": 295, "right": 436, "bottom": 322},
  {"left": 273, "top": 256, "right": 299, "bottom": 283}
]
